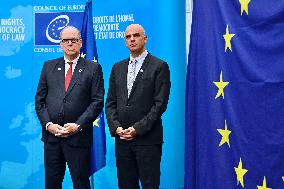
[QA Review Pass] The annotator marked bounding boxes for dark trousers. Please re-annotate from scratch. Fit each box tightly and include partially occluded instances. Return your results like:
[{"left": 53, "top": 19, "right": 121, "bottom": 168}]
[
  {"left": 44, "top": 141, "right": 91, "bottom": 189},
  {"left": 115, "top": 143, "right": 162, "bottom": 189}
]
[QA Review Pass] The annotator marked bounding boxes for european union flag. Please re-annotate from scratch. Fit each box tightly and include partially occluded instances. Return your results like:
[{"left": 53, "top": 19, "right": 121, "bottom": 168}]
[
  {"left": 80, "top": 0, "right": 106, "bottom": 176},
  {"left": 34, "top": 12, "right": 83, "bottom": 45},
  {"left": 185, "top": 1, "right": 284, "bottom": 188}
]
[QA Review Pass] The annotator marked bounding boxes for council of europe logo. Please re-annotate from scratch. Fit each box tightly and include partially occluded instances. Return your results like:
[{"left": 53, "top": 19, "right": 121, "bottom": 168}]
[{"left": 34, "top": 12, "right": 84, "bottom": 46}]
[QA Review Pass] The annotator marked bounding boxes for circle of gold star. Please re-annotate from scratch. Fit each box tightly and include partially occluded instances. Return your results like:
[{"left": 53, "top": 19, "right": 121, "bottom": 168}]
[
  {"left": 81, "top": 52, "right": 86, "bottom": 58},
  {"left": 213, "top": 71, "right": 229, "bottom": 99},
  {"left": 93, "top": 118, "right": 100, "bottom": 127},
  {"left": 217, "top": 120, "right": 232, "bottom": 147},
  {"left": 93, "top": 56, "right": 97, "bottom": 63},
  {"left": 223, "top": 24, "right": 235, "bottom": 52},
  {"left": 257, "top": 176, "right": 272, "bottom": 189},
  {"left": 234, "top": 158, "right": 248, "bottom": 188},
  {"left": 239, "top": 0, "right": 251, "bottom": 15}
]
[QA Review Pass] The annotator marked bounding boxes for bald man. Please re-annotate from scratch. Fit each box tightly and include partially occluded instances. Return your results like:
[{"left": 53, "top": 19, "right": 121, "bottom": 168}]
[
  {"left": 35, "top": 26, "right": 104, "bottom": 189},
  {"left": 106, "top": 24, "right": 171, "bottom": 189}
]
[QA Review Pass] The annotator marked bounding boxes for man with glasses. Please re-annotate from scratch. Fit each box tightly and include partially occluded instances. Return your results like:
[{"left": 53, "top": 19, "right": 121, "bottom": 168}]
[
  {"left": 35, "top": 26, "right": 104, "bottom": 189},
  {"left": 106, "top": 24, "right": 171, "bottom": 189}
]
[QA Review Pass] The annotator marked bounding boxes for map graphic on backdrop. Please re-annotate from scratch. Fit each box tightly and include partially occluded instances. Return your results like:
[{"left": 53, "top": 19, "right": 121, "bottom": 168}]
[
  {"left": 0, "top": 5, "right": 38, "bottom": 188},
  {"left": 0, "top": 5, "right": 33, "bottom": 56},
  {"left": 0, "top": 0, "right": 185, "bottom": 188}
]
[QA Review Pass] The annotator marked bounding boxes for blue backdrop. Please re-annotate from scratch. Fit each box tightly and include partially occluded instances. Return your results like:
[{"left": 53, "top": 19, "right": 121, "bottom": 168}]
[{"left": 0, "top": 0, "right": 185, "bottom": 188}]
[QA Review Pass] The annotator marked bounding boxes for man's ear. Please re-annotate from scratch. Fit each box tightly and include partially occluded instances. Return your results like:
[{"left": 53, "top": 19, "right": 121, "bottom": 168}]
[{"left": 144, "top": 35, "right": 148, "bottom": 43}]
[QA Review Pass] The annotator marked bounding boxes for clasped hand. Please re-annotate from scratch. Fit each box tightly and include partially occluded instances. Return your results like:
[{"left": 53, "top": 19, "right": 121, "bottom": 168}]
[
  {"left": 116, "top": 127, "right": 137, "bottom": 141},
  {"left": 48, "top": 123, "right": 79, "bottom": 138}
]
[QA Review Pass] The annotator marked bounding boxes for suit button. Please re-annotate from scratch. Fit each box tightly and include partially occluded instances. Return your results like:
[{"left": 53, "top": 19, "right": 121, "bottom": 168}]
[{"left": 63, "top": 99, "right": 66, "bottom": 103}]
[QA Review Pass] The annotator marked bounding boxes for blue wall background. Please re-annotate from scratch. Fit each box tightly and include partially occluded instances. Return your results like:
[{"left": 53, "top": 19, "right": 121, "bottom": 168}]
[{"left": 0, "top": 0, "right": 186, "bottom": 188}]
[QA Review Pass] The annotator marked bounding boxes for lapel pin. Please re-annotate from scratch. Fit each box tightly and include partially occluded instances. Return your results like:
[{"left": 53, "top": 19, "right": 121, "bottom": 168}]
[
  {"left": 79, "top": 69, "right": 82, "bottom": 73},
  {"left": 58, "top": 68, "right": 61, "bottom": 71},
  {"left": 140, "top": 69, "right": 143, "bottom": 73}
]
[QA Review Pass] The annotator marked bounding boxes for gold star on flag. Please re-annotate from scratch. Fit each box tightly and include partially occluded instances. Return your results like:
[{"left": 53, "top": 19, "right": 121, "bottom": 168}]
[
  {"left": 93, "top": 118, "right": 100, "bottom": 127},
  {"left": 92, "top": 56, "right": 97, "bottom": 63},
  {"left": 217, "top": 120, "right": 232, "bottom": 147},
  {"left": 213, "top": 71, "right": 229, "bottom": 99},
  {"left": 282, "top": 176, "right": 284, "bottom": 181},
  {"left": 81, "top": 52, "right": 86, "bottom": 58},
  {"left": 239, "top": 0, "right": 251, "bottom": 15},
  {"left": 257, "top": 176, "right": 272, "bottom": 189},
  {"left": 223, "top": 24, "right": 235, "bottom": 52},
  {"left": 234, "top": 158, "right": 248, "bottom": 188}
]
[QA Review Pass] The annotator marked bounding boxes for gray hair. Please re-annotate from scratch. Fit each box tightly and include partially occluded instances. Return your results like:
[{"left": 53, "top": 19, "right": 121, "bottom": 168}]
[{"left": 60, "top": 26, "right": 81, "bottom": 39}]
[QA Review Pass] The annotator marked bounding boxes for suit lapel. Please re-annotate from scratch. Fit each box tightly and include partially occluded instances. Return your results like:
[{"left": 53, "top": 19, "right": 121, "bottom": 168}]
[
  {"left": 128, "top": 54, "right": 151, "bottom": 99},
  {"left": 55, "top": 58, "right": 65, "bottom": 97},
  {"left": 122, "top": 59, "right": 129, "bottom": 101},
  {"left": 65, "top": 57, "right": 86, "bottom": 96}
]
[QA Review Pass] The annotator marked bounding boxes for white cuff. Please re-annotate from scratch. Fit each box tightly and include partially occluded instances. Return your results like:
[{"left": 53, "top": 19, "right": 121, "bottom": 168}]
[{"left": 46, "top": 122, "right": 53, "bottom": 130}]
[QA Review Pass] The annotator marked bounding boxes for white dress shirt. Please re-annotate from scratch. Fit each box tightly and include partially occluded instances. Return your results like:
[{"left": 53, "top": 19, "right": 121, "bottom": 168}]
[
  {"left": 64, "top": 55, "right": 80, "bottom": 76},
  {"left": 127, "top": 50, "right": 148, "bottom": 84}
]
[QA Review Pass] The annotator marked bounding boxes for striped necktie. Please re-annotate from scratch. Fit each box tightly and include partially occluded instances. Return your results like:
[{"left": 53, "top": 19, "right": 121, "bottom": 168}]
[{"left": 127, "top": 59, "right": 137, "bottom": 97}]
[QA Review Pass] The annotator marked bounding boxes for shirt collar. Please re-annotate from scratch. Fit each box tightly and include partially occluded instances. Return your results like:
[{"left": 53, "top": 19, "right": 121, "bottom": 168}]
[
  {"left": 130, "top": 50, "right": 148, "bottom": 63},
  {"left": 64, "top": 55, "right": 80, "bottom": 65}
]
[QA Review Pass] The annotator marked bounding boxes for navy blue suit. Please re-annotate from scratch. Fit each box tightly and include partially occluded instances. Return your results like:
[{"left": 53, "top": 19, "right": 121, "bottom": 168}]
[
  {"left": 106, "top": 53, "right": 171, "bottom": 189},
  {"left": 35, "top": 57, "right": 104, "bottom": 189}
]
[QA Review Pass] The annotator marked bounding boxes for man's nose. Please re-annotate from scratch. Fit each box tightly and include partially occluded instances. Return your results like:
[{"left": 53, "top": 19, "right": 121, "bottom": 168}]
[{"left": 130, "top": 36, "right": 135, "bottom": 41}]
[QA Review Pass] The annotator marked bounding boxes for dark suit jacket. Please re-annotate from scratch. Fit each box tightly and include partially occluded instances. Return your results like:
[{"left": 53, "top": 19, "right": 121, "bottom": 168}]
[
  {"left": 35, "top": 57, "right": 104, "bottom": 147},
  {"left": 106, "top": 53, "right": 171, "bottom": 145}
]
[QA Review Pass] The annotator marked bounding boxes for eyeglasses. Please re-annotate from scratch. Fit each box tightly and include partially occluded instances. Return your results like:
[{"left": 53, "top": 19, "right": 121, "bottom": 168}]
[{"left": 61, "top": 38, "right": 81, "bottom": 44}]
